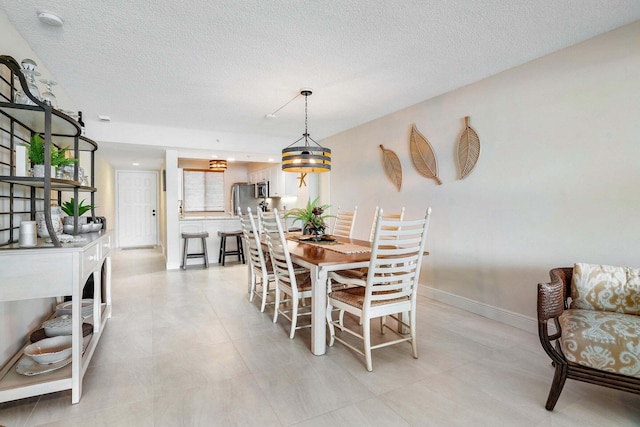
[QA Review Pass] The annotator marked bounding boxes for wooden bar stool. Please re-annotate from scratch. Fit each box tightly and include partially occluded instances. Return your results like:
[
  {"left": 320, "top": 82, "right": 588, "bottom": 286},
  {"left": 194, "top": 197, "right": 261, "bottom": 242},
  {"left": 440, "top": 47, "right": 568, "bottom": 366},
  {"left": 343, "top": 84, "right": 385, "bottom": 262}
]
[
  {"left": 181, "top": 231, "right": 209, "bottom": 269},
  {"left": 217, "top": 230, "right": 245, "bottom": 266}
]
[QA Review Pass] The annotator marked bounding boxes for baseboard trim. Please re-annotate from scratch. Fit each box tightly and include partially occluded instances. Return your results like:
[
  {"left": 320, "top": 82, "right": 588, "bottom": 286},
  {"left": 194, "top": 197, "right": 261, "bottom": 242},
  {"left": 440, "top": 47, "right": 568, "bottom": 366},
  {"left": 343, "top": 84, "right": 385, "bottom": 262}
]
[{"left": 420, "top": 285, "right": 537, "bottom": 334}]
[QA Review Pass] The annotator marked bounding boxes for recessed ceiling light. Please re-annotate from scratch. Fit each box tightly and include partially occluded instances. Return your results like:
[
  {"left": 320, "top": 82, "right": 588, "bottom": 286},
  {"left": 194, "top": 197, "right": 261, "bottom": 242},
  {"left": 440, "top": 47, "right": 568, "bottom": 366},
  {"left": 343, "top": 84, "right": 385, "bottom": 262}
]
[
  {"left": 227, "top": 158, "right": 235, "bottom": 162},
  {"left": 37, "top": 10, "right": 64, "bottom": 27},
  {"left": 268, "top": 158, "right": 275, "bottom": 162},
  {"left": 132, "top": 162, "right": 140, "bottom": 166}
]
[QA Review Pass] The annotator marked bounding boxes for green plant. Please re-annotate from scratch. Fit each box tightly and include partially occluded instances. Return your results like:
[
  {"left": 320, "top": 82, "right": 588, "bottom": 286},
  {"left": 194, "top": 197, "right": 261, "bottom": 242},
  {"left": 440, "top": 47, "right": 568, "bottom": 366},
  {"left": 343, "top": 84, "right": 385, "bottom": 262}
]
[
  {"left": 27, "top": 134, "right": 45, "bottom": 164},
  {"left": 61, "top": 198, "right": 95, "bottom": 216},
  {"left": 27, "top": 134, "right": 78, "bottom": 166},
  {"left": 285, "top": 197, "right": 333, "bottom": 234}
]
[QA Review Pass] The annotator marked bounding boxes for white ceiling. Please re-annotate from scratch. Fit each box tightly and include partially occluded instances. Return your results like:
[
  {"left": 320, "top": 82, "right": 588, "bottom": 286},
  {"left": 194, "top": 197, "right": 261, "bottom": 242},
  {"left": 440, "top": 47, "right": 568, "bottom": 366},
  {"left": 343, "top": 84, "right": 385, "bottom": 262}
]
[{"left": 2, "top": 1, "right": 640, "bottom": 169}]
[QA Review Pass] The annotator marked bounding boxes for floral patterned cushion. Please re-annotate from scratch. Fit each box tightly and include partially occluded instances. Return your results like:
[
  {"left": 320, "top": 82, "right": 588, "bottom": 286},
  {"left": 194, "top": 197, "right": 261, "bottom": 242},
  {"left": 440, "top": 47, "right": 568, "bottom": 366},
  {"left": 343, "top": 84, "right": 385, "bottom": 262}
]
[
  {"left": 559, "top": 309, "right": 640, "bottom": 378},
  {"left": 571, "top": 263, "right": 640, "bottom": 315}
]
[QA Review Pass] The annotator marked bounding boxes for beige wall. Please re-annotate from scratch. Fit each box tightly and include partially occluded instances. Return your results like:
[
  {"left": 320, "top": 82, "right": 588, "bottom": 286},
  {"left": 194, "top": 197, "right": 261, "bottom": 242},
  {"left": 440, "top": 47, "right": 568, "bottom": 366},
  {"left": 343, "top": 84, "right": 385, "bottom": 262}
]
[{"left": 324, "top": 22, "right": 640, "bottom": 325}]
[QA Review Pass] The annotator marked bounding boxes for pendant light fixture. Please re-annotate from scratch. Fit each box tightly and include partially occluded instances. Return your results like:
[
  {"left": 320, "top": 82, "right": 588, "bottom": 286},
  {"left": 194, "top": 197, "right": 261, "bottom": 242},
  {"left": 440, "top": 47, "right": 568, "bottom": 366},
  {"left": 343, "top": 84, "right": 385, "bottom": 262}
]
[
  {"left": 209, "top": 159, "right": 227, "bottom": 172},
  {"left": 282, "top": 89, "right": 331, "bottom": 173}
]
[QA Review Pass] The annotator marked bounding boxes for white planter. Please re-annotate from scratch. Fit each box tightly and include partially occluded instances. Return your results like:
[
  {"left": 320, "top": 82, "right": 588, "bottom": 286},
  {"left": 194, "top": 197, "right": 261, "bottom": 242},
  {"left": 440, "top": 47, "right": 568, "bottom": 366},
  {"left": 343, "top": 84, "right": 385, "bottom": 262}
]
[{"left": 33, "top": 164, "right": 55, "bottom": 178}]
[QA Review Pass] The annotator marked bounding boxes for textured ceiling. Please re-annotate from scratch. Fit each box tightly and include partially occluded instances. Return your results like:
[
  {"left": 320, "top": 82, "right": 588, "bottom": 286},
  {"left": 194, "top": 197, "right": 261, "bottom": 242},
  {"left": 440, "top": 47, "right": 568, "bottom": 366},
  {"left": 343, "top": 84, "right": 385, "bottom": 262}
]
[{"left": 1, "top": 1, "right": 640, "bottom": 168}]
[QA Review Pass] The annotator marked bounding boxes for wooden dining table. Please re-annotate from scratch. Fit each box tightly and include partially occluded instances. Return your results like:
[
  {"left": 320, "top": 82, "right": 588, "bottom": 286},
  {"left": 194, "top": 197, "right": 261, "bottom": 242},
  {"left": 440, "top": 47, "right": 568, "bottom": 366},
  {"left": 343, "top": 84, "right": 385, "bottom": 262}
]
[{"left": 281, "top": 235, "right": 373, "bottom": 355}]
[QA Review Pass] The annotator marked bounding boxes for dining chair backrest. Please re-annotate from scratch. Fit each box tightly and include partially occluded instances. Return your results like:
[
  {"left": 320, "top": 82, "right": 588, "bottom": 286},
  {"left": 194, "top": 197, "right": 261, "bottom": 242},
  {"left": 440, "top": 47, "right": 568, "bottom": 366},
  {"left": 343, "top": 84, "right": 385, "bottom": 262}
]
[
  {"left": 261, "top": 208, "right": 300, "bottom": 295},
  {"left": 369, "top": 206, "right": 405, "bottom": 242},
  {"left": 366, "top": 207, "right": 431, "bottom": 306},
  {"left": 332, "top": 206, "right": 357, "bottom": 239},
  {"left": 257, "top": 208, "right": 288, "bottom": 234},
  {"left": 239, "top": 207, "right": 269, "bottom": 277}
]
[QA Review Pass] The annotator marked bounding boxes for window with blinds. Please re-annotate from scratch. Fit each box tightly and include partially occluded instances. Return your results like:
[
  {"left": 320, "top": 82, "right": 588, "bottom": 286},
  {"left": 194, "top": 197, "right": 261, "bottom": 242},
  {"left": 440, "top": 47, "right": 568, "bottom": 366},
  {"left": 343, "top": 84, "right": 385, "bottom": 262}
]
[{"left": 182, "top": 169, "right": 224, "bottom": 212}]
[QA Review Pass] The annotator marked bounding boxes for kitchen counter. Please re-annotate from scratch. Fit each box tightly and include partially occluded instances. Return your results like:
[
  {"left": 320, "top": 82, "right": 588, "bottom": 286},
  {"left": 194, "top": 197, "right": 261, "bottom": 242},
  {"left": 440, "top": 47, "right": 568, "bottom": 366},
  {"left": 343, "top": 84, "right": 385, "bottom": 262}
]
[{"left": 179, "top": 214, "right": 239, "bottom": 221}]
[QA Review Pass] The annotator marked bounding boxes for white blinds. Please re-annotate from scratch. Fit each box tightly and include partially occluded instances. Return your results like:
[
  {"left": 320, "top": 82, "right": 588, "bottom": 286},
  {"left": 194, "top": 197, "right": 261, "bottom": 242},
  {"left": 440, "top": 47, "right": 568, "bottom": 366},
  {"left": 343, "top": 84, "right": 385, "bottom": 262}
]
[{"left": 183, "top": 170, "right": 224, "bottom": 212}]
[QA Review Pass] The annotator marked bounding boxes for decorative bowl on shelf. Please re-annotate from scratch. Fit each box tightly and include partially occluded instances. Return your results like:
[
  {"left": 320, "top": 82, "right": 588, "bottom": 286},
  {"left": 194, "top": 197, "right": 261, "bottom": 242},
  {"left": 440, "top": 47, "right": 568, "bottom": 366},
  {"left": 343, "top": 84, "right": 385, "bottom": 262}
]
[
  {"left": 56, "top": 299, "right": 93, "bottom": 318},
  {"left": 31, "top": 323, "right": 93, "bottom": 349},
  {"left": 42, "top": 315, "right": 73, "bottom": 336},
  {"left": 89, "top": 222, "right": 102, "bottom": 232},
  {"left": 24, "top": 335, "right": 72, "bottom": 364}
]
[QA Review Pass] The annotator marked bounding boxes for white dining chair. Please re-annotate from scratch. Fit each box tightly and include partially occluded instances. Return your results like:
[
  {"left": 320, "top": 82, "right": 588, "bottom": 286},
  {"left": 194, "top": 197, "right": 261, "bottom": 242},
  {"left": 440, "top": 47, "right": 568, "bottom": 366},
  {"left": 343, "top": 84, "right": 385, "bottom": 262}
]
[
  {"left": 332, "top": 206, "right": 357, "bottom": 239},
  {"left": 239, "top": 207, "right": 275, "bottom": 312},
  {"left": 326, "top": 207, "right": 432, "bottom": 371},
  {"left": 261, "top": 208, "right": 313, "bottom": 339},
  {"left": 369, "top": 206, "right": 405, "bottom": 242},
  {"left": 257, "top": 208, "right": 289, "bottom": 234}
]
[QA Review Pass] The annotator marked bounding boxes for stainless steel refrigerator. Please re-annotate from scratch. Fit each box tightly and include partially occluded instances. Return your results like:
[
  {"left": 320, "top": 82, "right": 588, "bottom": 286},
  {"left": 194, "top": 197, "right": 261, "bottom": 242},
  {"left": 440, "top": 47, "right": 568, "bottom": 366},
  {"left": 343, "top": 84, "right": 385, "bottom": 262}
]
[{"left": 231, "top": 183, "right": 261, "bottom": 215}]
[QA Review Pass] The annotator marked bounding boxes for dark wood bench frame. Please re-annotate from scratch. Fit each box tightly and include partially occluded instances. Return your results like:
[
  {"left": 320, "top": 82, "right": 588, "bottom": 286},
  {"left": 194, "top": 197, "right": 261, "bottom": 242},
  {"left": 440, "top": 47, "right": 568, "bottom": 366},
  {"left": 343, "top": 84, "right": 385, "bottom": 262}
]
[{"left": 537, "top": 267, "right": 640, "bottom": 410}]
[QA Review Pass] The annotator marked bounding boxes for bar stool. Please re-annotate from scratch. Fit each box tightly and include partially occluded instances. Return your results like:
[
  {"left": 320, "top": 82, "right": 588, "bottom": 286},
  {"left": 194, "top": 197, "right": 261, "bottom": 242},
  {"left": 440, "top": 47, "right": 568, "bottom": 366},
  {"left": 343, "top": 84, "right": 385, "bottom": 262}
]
[
  {"left": 181, "top": 231, "right": 209, "bottom": 269},
  {"left": 218, "top": 230, "right": 245, "bottom": 266}
]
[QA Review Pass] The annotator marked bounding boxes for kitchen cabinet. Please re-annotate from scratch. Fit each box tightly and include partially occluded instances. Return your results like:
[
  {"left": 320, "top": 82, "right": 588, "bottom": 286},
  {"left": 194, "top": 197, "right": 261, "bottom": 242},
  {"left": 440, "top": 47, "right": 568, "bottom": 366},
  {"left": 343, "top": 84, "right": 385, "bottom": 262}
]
[
  {"left": 0, "top": 231, "right": 112, "bottom": 404},
  {"left": 248, "top": 164, "right": 298, "bottom": 197}
]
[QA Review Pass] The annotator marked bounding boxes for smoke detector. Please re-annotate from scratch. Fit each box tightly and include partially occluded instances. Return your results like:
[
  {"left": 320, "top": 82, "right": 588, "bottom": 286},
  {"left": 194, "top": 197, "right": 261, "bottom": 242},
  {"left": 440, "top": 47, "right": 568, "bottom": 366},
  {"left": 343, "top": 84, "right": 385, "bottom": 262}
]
[{"left": 37, "top": 10, "right": 64, "bottom": 27}]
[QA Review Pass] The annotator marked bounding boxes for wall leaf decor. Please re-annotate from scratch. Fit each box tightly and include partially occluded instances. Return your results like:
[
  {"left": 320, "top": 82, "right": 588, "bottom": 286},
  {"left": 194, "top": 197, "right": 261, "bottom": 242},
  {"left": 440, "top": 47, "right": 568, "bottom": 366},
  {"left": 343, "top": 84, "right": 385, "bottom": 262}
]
[
  {"left": 409, "top": 124, "right": 442, "bottom": 185},
  {"left": 457, "top": 116, "right": 480, "bottom": 179},
  {"left": 379, "top": 144, "right": 402, "bottom": 191}
]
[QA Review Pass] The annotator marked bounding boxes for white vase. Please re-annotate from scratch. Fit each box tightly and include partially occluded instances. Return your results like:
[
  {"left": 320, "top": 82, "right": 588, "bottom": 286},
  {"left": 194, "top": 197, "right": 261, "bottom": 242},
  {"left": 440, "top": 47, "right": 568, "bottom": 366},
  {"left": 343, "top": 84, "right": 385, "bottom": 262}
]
[
  {"left": 33, "top": 164, "right": 55, "bottom": 178},
  {"left": 36, "top": 206, "right": 63, "bottom": 238}
]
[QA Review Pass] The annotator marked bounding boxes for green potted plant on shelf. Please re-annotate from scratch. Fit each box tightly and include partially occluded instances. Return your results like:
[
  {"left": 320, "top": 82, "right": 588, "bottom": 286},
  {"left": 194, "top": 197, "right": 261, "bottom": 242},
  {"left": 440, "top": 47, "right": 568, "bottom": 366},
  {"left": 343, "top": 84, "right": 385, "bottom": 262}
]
[
  {"left": 61, "top": 198, "right": 95, "bottom": 227},
  {"left": 285, "top": 197, "right": 333, "bottom": 237},
  {"left": 28, "top": 134, "right": 77, "bottom": 178}
]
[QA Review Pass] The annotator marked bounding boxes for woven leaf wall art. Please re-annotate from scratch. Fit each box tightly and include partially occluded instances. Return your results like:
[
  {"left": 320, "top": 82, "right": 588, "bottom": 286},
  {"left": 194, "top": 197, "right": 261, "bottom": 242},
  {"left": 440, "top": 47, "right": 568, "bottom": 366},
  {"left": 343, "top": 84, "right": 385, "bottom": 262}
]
[
  {"left": 457, "top": 116, "right": 480, "bottom": 179},
  {"left": 409, "top": 124, "right": 442, "bottom": 185},
  {"left": 379, "top": 144, "right": 402, "bottom": 191}
]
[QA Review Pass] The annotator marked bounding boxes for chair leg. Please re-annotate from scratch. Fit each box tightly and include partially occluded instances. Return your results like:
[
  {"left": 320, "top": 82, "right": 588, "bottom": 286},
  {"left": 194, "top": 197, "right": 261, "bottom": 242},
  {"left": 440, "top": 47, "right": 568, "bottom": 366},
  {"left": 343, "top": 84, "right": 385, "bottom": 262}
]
[
  {"left": 273, "top": 289, "right": 280, "bottom": 323},
  {"left": 202, "top": 237, "right": 209, "bottom": 268},
  {"left": 260, "top": 274, "right": 269, "bottom": 313},
  {"left": 380, "top": 316, "right": 386, "bottom": 334},
  {"left": 249, "top": 270, "right": 256, "bottom": 303},
  {"left": 218, "top": 236, "right": 224, "bottom": 265},
  {"left": 410, "top": 310, "right": 418, "bottom": 359},
  {"left": 545, "top": 362, "right": 569, "bottom": 411},
  {"left": 364, "top": 319, "right": 373, "bottom": 372},
  {"left": 181, "top": 238, "right": 188, "bottom": 270},
  {"left": 289, "top": 296, "right": 299, "bottom": 339}
]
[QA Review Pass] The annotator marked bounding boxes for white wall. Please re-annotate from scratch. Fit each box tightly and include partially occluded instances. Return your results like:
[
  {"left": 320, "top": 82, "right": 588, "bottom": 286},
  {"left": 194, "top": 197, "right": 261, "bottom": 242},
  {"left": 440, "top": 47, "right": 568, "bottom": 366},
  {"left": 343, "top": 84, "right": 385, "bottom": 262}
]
[{"left": 324, "top": 21, "right": 640, "bottom": 326}]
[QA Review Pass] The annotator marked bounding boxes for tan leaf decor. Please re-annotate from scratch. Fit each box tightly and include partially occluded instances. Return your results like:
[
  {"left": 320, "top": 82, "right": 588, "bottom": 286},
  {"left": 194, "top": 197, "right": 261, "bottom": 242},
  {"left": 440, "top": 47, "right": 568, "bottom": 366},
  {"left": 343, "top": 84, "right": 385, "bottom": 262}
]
[
  {"left": 379, "top": 144, "right": 402, "bottom": 191},
  {"left": 457, "top": 116, "right": 480, "bottom": 179},
  {"left": 409, "top": 124, "right": 442, "bottom": 185}
]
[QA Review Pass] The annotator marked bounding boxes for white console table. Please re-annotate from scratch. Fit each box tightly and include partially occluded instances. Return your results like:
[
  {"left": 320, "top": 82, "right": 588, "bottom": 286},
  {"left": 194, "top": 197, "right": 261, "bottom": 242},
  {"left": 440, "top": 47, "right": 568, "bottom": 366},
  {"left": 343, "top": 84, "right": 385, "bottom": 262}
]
[{"left": 0, "top": 231, "right": 112, "bottom": 404}]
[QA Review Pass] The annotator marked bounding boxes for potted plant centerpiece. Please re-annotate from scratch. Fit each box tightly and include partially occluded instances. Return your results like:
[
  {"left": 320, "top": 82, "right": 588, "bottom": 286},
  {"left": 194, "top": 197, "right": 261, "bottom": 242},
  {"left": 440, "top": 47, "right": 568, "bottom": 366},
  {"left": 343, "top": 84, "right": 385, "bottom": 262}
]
[
  {"left": 61, "top": 197, "right": 95, "bottom": 228},
  {"left": 285, "top": 197, "right": 333, "bottom": 240},
  {"left": 28, "top": 134, "right": 77, "bottom": 178}
]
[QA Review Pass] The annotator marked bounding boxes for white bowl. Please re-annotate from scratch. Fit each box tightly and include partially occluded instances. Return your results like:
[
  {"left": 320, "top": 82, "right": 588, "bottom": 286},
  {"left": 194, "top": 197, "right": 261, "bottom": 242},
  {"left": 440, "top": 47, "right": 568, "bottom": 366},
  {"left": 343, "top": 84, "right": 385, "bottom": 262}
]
[
  {"left": 56, "top": 299, "right": 93, "bottom": 318},
  {"left": 42, "top": 315, "right": 73, "bottom": 336},
  {"left": 24, "top": 335, "right": 72, "bottom": 364}
]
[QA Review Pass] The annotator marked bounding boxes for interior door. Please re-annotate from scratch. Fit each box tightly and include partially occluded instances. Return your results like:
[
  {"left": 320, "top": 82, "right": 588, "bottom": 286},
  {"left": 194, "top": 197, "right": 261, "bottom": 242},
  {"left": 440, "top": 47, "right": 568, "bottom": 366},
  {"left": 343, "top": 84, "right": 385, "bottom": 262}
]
[{"left": 116, "top": 170, "right": 158, "bottom": 248}]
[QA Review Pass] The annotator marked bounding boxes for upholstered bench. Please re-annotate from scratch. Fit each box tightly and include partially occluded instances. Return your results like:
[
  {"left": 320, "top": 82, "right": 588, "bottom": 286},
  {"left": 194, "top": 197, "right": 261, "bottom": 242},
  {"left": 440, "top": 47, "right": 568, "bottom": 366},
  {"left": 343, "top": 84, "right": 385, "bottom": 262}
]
[{"left": 537, "top": 263, "right": 640, "bottom": 410}]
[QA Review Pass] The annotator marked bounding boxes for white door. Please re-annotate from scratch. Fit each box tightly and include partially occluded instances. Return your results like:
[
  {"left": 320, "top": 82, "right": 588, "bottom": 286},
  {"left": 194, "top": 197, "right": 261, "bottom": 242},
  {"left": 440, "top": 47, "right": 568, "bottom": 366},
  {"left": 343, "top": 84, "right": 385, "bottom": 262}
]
[{"left": 116, "top": 170, "right": 158, "bottom": 248}]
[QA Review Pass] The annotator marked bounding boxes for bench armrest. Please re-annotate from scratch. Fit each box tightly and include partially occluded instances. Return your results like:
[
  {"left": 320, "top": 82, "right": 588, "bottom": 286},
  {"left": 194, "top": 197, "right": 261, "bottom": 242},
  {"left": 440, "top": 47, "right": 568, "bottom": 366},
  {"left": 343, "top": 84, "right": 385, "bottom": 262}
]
[{"left": 537, "top": 267, "right": 573, "bottom": 365}]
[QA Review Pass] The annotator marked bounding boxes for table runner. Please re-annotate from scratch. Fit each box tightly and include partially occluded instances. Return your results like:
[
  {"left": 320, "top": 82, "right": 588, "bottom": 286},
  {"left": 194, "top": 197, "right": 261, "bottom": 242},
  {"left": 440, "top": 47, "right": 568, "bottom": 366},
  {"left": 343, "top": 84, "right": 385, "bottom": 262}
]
[{"left": 286, "top": 234, "right": 371, "bottom": 255}]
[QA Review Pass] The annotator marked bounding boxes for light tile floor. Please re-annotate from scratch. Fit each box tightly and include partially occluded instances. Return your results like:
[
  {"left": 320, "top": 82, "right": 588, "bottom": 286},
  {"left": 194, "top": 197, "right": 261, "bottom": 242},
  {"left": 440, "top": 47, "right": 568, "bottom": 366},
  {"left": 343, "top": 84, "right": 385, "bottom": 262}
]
[{"left": 1, "top": 247, "right": 639, "bottom": 426}]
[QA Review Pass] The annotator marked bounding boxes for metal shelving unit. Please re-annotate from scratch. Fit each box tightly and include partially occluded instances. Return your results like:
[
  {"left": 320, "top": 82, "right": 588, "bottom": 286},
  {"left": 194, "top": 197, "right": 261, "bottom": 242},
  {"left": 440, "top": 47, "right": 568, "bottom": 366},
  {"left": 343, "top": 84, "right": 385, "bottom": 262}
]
[{"left": 0, "top": 55, "right": 98, "bottom": 247}]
